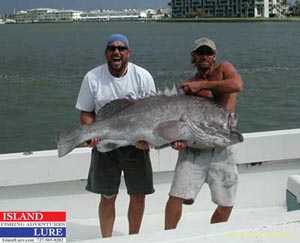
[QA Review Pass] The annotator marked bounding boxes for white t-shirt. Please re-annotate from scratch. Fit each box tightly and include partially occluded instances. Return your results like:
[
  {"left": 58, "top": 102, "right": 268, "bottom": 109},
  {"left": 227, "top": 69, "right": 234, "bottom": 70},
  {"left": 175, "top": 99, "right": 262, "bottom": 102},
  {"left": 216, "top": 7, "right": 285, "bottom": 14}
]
[{"left": 75, "top": 62, "right": 156, "bottom": 114}]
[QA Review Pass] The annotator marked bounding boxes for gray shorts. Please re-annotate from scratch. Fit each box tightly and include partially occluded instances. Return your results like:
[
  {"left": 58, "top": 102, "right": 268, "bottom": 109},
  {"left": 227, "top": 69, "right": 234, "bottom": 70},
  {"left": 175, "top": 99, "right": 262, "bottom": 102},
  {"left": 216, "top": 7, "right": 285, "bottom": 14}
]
[
  {"left": 86, "top": 146, "right": 154, "bottom": 196},
  {"left": 169, "top": 146, "right": 238, "bottom": 206}
]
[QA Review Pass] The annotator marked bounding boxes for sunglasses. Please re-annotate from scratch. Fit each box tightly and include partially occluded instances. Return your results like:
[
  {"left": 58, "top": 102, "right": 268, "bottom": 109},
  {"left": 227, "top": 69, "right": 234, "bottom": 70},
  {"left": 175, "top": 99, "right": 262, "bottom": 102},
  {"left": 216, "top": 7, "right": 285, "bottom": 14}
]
[
  {"left": 194, "top": 49, "right": 215, "bottom": 56},
  {"left": 106, "top": 45, "right": 128, "bottom": 52}
]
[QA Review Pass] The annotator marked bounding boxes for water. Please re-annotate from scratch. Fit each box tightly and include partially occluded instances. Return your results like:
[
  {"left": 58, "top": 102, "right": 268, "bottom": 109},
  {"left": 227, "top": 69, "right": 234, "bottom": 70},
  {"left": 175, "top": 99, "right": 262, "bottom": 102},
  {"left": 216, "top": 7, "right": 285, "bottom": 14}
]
[{"left": 0, "top": 22, "right": 299, "bottom": 154}]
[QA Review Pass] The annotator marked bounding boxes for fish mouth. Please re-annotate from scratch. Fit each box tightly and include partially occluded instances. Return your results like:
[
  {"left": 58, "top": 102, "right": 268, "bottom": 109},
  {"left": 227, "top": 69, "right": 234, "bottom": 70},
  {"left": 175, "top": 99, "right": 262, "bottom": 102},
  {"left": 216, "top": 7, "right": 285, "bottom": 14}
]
[{"left": 231, "top": 129, "right": 244, "bottom": 142}]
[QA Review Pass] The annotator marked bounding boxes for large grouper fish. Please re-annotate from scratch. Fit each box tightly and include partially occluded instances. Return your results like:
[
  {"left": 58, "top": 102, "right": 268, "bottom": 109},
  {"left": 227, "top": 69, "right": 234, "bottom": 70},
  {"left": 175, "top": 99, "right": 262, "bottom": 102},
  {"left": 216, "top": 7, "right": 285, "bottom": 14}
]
[{"left": 56, "top": 88, "right": 243, "bottom": 157}]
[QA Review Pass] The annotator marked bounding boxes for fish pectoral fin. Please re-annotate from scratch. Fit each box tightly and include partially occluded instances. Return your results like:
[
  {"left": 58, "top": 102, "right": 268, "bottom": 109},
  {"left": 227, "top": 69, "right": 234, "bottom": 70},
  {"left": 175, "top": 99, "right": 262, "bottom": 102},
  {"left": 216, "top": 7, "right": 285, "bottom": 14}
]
[
  {"left": 96, "top": 140, "right": 130, "bottom": 152},
  {"left": 153, "top": 120, "right": 190, "bottom": 142}
]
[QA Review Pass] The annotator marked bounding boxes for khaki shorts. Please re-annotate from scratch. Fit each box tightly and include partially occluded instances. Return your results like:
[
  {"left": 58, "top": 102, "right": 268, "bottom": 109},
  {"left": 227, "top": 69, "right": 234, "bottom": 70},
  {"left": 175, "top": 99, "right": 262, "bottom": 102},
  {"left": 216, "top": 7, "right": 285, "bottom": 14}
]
[{"left": 169, "top": 147, "right": 238, "bottom": 206}]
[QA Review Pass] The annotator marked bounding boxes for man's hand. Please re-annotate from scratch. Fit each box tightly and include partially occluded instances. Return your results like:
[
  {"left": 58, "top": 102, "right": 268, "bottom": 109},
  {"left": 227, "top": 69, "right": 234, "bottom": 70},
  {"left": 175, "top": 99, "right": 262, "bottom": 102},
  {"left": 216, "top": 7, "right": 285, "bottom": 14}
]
[
  {"left": 85, "top": 138, "right": 101, "bottom": 147},
  {"left": 135, "top": 140, "right": 149, "bottom": 150},
  {"left": 171, "top": 140, "right": 187, "bottom": 151},
  {"left": 181, "top": 81, "right": 213, "bottom": 98},
  {"left": 181, "top": 81, "right": 203, "bottom": 94}
]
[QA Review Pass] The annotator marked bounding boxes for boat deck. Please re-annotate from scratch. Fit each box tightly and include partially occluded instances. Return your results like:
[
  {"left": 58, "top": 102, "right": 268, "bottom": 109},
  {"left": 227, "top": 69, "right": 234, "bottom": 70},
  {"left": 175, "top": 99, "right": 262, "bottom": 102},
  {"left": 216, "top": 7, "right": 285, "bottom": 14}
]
[
  {"left": 1, "top": 129, "right": 300, "bottom": 242},
  {"left": 1, "top": 160, "right": 300, "bottom": 242}
]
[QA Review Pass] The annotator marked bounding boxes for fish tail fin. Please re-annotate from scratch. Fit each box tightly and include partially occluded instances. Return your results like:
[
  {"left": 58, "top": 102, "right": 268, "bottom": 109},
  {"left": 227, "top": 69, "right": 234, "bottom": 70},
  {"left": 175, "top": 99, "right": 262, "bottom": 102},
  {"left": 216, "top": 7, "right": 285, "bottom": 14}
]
[{"left": 56, "top": 126, "right": 83, "bottom": 157}]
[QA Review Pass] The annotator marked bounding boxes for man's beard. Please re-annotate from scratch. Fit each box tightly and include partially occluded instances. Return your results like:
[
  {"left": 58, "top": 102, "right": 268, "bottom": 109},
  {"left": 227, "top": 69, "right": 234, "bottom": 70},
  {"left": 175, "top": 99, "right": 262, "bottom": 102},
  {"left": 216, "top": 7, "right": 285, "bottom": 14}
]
[{"left": 199, "top": 64, "right": 210, "bottom": 71}]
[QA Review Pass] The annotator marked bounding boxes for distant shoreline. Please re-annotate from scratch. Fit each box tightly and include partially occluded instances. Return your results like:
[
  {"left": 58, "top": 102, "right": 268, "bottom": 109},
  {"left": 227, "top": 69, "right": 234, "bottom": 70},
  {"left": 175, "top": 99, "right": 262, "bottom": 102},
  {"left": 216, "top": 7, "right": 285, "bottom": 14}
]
[
  {"left": 4, "top": 17, "right": 300, "bottom": 24},
  {"left": 157, "top": 17, "right": 300, "bottom": 23}
]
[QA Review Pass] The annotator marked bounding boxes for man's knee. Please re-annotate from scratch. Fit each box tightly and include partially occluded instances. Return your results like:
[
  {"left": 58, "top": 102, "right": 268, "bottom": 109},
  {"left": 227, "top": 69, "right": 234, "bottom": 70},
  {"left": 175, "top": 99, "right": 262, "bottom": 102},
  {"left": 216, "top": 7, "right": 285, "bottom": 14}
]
[
  {"left": 211, "top": 205, "right": 233, "bottom": 223},
  {"left": 217, "top": 205, "right": 233, "bottom": 214},
  {"left": 165, "top": 196, "right": 185, "bottom": 230},
  {"left": 166, "top": 196, "right": 184, "bottom": 209},
  {"left": 101, "top": 194, "right": 117, "bottom": 206}
]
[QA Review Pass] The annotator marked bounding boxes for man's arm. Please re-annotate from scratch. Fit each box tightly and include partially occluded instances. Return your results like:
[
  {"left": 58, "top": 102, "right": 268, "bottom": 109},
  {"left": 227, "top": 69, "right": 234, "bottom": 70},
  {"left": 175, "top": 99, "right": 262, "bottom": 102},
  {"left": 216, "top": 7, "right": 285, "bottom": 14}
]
[
  {"left": 80, "top": 111, "right": 95, "bottom": 125},
  {"left": 80, "top": 111, "right": 100, "bottom": 147},
  {"left": 182, "top": 77, "right": 214, "bottom": 98},
  {"left": 182, "top": 62, "right": 243, "bottom": 94}
]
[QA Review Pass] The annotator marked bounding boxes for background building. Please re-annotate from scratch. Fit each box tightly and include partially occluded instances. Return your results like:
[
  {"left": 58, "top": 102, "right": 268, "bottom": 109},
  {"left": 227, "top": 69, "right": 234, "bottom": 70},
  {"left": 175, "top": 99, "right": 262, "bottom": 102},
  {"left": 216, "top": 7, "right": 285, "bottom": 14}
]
[
  {"left": 80, "top": 9, "right": 146, "bottom": 21},
  {"left": 15, "top": 8, "right": 83, "bottom": 23},
  {"left": 169, "top": 0, "right": 279, "bottom": 18},
  {"left": 14, "top": 8, "right": 169, "bottom": 23}
]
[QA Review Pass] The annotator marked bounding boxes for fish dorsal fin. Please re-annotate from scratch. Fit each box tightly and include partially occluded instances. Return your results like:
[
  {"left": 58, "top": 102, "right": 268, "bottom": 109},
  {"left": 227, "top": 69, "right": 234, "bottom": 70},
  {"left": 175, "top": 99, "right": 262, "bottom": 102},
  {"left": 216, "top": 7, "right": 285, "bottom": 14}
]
[
  {"left": 156, "top": 83, "right": 179, "bottom": 97},
  {"left": 96, "top": 98, "right": 136, "bottom": 121},
  {"left": 164, "top": 83, "right": 178, "bottom": 96},
  {"left": 170, "top": 83, "right": 179, "bottom": 95},
  {"left": 156, "top": 88, "right": 163, "bottom": 96}
]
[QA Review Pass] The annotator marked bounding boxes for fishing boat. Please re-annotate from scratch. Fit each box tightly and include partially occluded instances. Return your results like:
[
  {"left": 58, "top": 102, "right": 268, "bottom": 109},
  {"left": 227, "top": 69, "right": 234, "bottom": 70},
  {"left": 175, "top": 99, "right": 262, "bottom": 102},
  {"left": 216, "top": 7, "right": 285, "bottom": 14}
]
[{"left": 0, "top": 128, "right": 300, "bottom": 242}]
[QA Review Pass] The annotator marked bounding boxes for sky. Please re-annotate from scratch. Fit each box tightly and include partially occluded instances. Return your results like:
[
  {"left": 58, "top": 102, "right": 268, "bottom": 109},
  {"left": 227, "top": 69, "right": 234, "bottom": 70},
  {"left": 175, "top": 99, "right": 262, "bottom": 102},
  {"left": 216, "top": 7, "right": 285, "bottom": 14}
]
[{"left": 0, "top": 0, "right": 170, "bottom": 15}]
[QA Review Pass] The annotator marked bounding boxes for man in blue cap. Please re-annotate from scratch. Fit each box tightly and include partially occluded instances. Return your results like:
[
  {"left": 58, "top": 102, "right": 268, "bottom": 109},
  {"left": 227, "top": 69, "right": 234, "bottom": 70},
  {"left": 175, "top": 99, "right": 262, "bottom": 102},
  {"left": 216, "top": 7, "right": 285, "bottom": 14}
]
[{"left": 76, "top": 33, "right": 156, "bottom": 237}]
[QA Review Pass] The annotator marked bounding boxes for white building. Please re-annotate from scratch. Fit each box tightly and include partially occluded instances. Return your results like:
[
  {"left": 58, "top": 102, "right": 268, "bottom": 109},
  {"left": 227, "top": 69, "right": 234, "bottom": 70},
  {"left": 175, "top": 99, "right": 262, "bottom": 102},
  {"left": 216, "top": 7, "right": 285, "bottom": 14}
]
[
  {"left": 255, "top": 0, "right": 270, "bottom": 17},
  {"left": 14, "top": 8, "right": 168, "bottom": 23},
  {"left": 15, "top": 8, "right": 83, "bottom": 23},
  {"left": 80, "top": 9, "right": 147, "bottom": 21}
]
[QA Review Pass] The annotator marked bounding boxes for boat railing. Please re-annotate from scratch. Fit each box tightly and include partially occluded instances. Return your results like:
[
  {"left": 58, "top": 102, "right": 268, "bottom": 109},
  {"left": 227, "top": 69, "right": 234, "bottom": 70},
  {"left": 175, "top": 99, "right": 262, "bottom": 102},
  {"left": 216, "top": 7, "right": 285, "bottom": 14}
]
[{"left": 0, "top": 128, "right": 299, "bottom": 187}]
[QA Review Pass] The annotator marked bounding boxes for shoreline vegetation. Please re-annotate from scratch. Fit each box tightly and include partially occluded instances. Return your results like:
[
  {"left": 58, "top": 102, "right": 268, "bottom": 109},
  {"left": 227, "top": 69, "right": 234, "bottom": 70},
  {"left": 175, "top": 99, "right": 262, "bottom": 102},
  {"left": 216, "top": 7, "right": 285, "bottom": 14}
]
[
  {"left": 159, "top": 17, "right": 300, "bottom": 22},
  {"left": 2, "top": 17, "right": 300, "bottom": 24}
]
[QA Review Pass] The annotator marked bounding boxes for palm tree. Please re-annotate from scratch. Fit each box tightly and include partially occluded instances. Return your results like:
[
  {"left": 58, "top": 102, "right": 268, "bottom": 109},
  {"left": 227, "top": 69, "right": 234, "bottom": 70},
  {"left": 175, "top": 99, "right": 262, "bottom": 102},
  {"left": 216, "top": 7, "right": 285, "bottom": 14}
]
[
  {"left": 271, "top": 3, "right": 280, "bottom": 17},
  {"left": 281, "top": 0, "right": 288, "bottom": 16},
  {"left": 242, "top": 1, "right": 250, "bottom": 18},
  {"left": 294, "top": 0, "right": 300, "bottom": 16},
  {"left": 272, "top": 0, "right": 288, "bottom": 18}
]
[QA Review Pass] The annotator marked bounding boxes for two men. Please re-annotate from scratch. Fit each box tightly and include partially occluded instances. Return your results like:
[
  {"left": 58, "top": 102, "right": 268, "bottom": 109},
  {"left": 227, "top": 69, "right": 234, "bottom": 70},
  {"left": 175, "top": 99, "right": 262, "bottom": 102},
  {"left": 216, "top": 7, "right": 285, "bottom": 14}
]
[
  {"left": 75, "top": 34, "right": 156, "bottom": 237},
  {"left": 76, "top": 34, "right": 243, "bottom": 236}
]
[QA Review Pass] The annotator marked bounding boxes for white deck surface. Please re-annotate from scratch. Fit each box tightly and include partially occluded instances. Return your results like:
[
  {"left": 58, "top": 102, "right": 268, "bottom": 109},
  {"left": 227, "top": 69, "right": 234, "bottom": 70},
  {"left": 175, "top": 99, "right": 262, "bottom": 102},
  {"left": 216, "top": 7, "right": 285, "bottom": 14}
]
[
  {"left": 1, "top": 160, "right": 300, "bottom": 242},
  {"left": 1, "top": 129, "right": 300, "bottom": 242}
]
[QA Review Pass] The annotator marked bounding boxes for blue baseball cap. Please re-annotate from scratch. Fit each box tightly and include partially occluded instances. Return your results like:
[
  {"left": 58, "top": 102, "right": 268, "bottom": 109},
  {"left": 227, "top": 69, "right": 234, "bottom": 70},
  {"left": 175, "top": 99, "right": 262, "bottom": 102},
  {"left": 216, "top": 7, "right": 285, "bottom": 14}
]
[{"left": 106, "top": 34, "right": 129, "bottom": 49}]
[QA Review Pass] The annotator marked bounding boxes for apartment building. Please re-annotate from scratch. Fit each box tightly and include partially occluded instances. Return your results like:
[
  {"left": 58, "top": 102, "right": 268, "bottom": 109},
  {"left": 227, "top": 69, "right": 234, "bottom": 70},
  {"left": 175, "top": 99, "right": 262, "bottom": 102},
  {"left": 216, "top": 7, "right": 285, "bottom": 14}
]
[
  {"left": 170, "top": 0, "right": 272, "bottom": 18},
  {"left": 80, "top": 9, "right": 146, "bottom": 21},
  {"left": 15, "top": 8, "right": 83, "bottom": 23},
  {"left": 14, "top": 8, "right": 167, "bottom": 23}
]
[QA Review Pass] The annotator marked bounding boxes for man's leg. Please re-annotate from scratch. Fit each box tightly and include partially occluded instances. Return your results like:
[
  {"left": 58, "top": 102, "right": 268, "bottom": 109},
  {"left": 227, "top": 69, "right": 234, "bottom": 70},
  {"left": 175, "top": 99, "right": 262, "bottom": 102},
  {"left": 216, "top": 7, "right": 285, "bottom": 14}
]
[
  {"left": 165, "top": 196, "right": 185, "bottom": 230},
  {"left": 210, "top": 205, "right": 233, "bottom": 224},
  {"left": 128, "top": 194, "right": 145, "bottom": 234},
  {"left": 208, "top": 147, "right": 238, "bottom": 224},
  {"left": 99, "top": 195, "right": 117, "bottom": 238}
]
